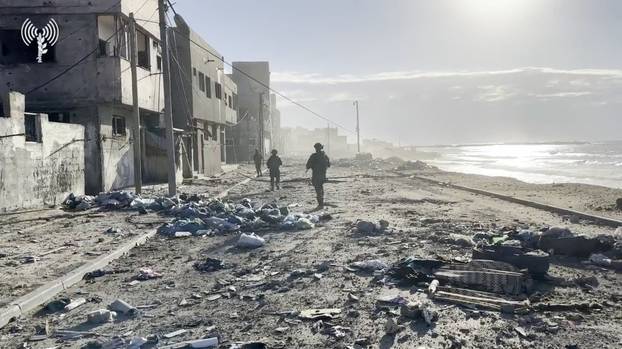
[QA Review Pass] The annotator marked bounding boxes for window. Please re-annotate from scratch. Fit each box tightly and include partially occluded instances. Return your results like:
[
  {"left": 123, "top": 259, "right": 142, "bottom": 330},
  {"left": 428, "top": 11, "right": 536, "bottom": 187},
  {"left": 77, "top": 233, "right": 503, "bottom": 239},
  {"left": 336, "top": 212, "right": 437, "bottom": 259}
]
[
  {"left": 198, "top": 72, "right": 205, "bottom": 91},
  {"left": 97, "top": 16, "right": 128, "bottom": 58},
  {"left": 48, "top": 112, "right": 71, "bottom": 123},
  {"left": 224, "top": 93, "right": 228, "bottom": 106},
  {"left": 215, "top": 82, "right": 222, "bottom": 99},
  {"left": 228, "top": 95, "right": 232, "bottom": 108},
  {"left": 1, "top": 29, "right": 56, "bottom": 64},
  {"left": 232, "top": 93, "right": 238, "bottom": 109},
  {"left": 24, "top": 114, "right": 41, "bottom": 142},
  {"left": 156, "top": 55, "right": 162, "bottom": 70},
  {"left": 205, "top": 76, "right": 211, "bottom": 98},
  {"left": 193, "top": 67, "right": 197, "bottom": 76},
  {"left": 112, "top": 116, "right": 126, "bottom": 136},
  {"left": 136, "top": 30, "right": 150, "bottom": 69}
]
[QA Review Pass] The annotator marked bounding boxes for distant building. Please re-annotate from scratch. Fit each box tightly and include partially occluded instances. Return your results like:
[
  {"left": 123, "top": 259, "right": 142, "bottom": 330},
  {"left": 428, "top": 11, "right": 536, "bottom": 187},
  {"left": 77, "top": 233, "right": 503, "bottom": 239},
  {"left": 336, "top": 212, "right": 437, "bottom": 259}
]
[
  {"left": 281, "top": 126, "right": 355, "bottom": 159},
  {"left": 0, "top": 0, "right": 177, "bottom": 194},
  {"left": 270, "top": 94, "right": 282, "bottom": 152},
  {"left": 169, "top": 14, "right": 237, "bottom": 176},
  {"left": 227, "top": 61, "right": 271, "bottom": 162}
]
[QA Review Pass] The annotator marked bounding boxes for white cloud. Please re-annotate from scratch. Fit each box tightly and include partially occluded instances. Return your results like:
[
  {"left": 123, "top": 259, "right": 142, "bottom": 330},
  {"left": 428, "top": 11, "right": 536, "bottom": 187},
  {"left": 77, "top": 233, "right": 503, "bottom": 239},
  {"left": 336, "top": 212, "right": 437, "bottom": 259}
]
[{"left": 272, "top": 67, "right": 622, "bottom": 85}]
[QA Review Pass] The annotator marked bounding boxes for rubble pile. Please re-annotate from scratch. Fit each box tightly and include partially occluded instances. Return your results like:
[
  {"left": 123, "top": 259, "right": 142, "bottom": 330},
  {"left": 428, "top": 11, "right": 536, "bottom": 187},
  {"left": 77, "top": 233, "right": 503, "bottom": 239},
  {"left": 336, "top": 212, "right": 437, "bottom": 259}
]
[
  {"left": 333, "top": 154, "right": 437, "bottom": 172},
  {"left": 157, "top": 198, "right": 321, "bottom": 237},
  {"left": 64, "top": 191, "right": 324, "bottom": 238}
]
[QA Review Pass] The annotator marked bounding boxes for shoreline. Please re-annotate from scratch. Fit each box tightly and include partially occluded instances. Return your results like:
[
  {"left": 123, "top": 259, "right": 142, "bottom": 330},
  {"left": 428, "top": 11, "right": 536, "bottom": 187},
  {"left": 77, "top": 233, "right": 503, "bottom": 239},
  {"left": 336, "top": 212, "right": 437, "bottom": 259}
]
[{"left": 423, "top": 166, "right": 622, "bottom": 222}]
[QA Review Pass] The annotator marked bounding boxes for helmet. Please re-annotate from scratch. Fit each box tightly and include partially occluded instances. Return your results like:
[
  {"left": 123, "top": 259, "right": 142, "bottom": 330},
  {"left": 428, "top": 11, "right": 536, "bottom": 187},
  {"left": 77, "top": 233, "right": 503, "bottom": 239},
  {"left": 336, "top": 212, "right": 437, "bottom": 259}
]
[
  {"left": 271, "top": 149, "right": 278, "bottom": 155},
  {"left": 314, "top": 143, "right": 323, "bottom": 150}
]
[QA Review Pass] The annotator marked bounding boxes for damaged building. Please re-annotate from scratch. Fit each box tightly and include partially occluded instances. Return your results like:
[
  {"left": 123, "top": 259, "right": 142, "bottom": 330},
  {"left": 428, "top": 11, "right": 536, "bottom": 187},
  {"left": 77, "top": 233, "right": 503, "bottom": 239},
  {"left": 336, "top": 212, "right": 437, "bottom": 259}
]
[
  {"left": 0, "top": 0, "right": 179, "bottom": 195},
  {"left": 168, "top": 14, "right": 238, "bottom": 177},
  {"left": 227, "top": 61, "right": 272, "bottom": 163}
]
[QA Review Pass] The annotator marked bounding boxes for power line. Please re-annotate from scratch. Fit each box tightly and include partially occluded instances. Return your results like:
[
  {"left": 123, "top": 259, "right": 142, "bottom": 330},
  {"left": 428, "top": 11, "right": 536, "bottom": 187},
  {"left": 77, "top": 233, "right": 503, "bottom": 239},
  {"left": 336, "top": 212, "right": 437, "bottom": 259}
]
[
  {"left": 26, "top": 27, "right": 123, "bottom": 94},
  {"left": 165, "top": 3, "right": 354, "bottom": 135},
  {"left": 25, "top": 0, "right": 151, "bottom": 94}
]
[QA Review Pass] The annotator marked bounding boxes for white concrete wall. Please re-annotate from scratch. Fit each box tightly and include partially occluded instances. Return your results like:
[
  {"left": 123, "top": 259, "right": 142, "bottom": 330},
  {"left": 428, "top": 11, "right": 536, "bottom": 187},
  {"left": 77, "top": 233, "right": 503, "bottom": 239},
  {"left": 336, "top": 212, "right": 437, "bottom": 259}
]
[{"left": 0, "top": 93, "right": 85, "bottom": 211}]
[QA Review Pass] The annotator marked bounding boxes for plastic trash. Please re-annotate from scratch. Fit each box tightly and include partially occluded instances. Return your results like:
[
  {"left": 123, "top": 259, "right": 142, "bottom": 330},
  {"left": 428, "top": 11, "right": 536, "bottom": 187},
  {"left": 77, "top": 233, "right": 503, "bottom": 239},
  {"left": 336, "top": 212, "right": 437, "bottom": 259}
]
[
  {"left": 590, "top": 253, "right": 612, "bottom": 267},
  {"left": 237, "top": 233, "right": 266, "bottom": 248},
  {"left": 296, "top": 218, "right": 315, "bottom": 230}
]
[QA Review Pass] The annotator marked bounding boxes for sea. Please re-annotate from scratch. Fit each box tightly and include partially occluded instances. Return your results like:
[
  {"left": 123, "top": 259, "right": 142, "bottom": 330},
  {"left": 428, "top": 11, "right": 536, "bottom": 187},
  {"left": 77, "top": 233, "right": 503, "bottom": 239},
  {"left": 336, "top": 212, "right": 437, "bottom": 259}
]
[{"left": 421, "top": 141, "right": 622, "bottom": 189}]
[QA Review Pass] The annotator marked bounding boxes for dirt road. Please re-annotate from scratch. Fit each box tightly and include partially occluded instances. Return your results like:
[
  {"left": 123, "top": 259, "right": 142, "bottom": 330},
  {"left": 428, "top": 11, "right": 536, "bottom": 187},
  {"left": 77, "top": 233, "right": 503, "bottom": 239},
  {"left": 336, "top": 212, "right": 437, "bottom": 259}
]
[{"left": 1, "top": 160, "right": 621, "bottom": 349}]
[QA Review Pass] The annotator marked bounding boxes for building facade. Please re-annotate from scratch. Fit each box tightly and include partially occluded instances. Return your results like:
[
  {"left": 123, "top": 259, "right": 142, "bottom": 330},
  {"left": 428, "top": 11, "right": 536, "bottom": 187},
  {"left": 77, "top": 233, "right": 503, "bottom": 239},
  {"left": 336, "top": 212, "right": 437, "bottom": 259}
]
[
  {"left": 227, "top": 61, "right": 271, "bottom": 163},
  {"left": 169, "top": 14, "right": 237, "bottom": 177},
  {"left": 0, "top": 0, "right": 176, "bottom": 194}
]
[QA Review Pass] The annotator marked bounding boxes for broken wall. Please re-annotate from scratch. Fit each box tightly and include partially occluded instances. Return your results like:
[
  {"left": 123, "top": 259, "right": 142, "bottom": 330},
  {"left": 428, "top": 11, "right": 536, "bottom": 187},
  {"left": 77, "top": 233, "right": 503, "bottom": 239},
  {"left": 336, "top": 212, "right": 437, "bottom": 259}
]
[{"left": 0, "top": 92, "right": 85, "bottom": 212}]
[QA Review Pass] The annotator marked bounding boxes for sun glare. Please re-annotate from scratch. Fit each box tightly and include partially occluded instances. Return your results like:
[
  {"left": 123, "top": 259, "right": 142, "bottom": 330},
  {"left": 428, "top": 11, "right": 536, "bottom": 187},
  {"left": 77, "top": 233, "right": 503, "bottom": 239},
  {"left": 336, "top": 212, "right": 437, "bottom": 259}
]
[{"left": 460, "top": 0, "right": 531, "bottom": 20}]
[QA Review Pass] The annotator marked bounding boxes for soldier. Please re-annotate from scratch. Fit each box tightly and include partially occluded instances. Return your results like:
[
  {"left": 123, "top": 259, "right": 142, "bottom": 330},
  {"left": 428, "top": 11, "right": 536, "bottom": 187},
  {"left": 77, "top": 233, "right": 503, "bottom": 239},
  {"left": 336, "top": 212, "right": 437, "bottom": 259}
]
[
  {"left": 266, "top": 149, "right": 283, "bottom": 191},
  {"left": 306, "top": 143, "right": 331, "bottom": 209},
  {"left": 253, "top": 149, "right": 263, "bottom": 177}
]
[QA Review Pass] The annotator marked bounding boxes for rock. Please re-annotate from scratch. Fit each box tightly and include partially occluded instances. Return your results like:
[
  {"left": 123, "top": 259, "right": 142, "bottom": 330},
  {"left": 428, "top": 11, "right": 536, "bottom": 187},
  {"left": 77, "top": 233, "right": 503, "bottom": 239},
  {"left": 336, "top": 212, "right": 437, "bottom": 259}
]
[
  {"left": 384, "top": 318, "right": 402, "bottom": 334},
  {"left": 590, "top": 253, "right": 612, "bottom": 267},
  {"left": 356, "top": 220, "right": 376, "bottom": 233},
  {"left": 400, "top": 302, "right": 421, "bottom": 319},
  {"left": 616, "top": 198, "right": 622, "bottom": 210}
]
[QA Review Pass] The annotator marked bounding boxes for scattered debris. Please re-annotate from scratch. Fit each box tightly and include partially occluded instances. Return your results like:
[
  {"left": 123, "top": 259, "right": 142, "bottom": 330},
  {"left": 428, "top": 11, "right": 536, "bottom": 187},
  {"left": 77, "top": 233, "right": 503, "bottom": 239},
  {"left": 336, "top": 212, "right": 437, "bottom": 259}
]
[
  {"left": 136, "top": 268, "right": 162, "bottom": 280},
  {"left": 351, "top": 259, "right": 388, "bottom": 271},
  {"left": 64, "top": 298, "right": 87, "bottom": 312},
  {"left": 86, "top": 309, "right": 116, "bottom": 324},
  {"left": 194, "top": 257, "right": 228, "bottom": 272},
  {"left": 237, "top": 233, "right": 266, "bottom": 248},
  {"left": 299, "top": 308, "right": 342, "bottom": 320},
  {"left": 108, "top": 299, "right": 137, "bottom": 316}
]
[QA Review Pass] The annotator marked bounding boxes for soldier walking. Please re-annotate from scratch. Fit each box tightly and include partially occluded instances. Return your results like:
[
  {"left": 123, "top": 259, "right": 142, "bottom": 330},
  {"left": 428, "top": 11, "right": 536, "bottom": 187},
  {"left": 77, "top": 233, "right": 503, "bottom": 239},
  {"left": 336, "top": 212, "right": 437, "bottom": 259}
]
[{"left": 306, "top": 143, "right": 330, "bottom": 209}]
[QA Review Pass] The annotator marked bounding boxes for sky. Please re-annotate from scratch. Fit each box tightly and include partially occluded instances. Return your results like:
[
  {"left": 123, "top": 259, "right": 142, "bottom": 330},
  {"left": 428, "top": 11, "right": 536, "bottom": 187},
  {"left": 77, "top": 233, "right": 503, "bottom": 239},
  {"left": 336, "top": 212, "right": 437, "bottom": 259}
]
[{"left": 174, "top": 0, "right": 622, "bottom": 145}]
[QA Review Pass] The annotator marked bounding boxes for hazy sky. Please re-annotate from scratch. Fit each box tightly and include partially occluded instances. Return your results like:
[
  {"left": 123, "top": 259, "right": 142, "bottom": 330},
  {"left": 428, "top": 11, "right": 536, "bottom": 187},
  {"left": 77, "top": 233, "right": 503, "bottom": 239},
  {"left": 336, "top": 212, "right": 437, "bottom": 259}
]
[{"left": 175, "top": 0, "right": 622, "bottom": 145}]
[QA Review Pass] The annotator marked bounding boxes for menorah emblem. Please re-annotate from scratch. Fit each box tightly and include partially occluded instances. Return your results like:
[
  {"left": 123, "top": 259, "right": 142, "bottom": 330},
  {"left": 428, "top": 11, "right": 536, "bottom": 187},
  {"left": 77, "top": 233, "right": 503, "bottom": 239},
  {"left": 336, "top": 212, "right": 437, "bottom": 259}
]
[{"left": 21, "top": 18, "right": 59, "bottom": 63}]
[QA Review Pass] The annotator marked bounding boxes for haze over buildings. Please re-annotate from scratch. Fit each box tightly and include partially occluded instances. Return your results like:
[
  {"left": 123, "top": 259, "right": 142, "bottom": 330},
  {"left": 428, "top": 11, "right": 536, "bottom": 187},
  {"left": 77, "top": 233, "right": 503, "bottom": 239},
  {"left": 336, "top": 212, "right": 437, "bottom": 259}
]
[{"left": 176, "top": 0, "right": 622, "bottom": 145}]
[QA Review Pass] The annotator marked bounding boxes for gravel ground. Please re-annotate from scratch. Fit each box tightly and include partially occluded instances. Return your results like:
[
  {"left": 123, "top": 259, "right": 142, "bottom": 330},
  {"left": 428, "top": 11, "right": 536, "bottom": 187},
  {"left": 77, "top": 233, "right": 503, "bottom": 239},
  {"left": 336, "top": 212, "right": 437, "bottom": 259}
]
[{"left": 1, "top": 159, "right": 621, "bottom": 349}]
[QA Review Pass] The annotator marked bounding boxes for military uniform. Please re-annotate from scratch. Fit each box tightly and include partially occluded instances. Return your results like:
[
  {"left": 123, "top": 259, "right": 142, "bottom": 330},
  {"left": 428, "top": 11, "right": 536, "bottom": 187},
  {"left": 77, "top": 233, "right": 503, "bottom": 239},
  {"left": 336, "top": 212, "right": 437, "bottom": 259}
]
[{"left": 306, "top": 150, "right": 330, "bottom": 207}]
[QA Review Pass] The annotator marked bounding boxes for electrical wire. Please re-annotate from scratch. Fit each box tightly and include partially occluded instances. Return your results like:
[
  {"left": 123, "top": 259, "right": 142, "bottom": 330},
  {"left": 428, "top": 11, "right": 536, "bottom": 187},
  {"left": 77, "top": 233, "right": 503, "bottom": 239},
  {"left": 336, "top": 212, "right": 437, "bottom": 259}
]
[{"left": 165, "top": 1, "right": 354, "bottom": 135}]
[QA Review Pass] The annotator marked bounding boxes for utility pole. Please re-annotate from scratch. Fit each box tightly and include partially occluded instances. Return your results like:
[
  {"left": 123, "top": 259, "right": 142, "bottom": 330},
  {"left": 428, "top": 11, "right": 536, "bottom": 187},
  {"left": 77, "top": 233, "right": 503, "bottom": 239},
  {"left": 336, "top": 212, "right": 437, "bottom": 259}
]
[
  {"left": 129, "top": 13, "right": 142, "bottom": 194},
  {"left": 158, "top": 0, "right": 177, "bottom": 197},
  {"left": 258, "top": 93, "right": 264, "bottom": 155},
  {"left": 354, "top": 100, "right": 360, "bottom": 153},
  {"left": 326, "top": 122, "right": 330, "bottom": 154}
]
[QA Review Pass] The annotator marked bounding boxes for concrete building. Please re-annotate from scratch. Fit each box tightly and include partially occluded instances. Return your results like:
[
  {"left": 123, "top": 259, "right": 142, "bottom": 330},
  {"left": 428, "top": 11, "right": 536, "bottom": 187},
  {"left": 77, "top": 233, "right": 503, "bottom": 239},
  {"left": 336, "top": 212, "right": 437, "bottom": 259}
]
[
  {"left": 281, "top": 126, "right": 355, "bottom": 159},
  {"left": 227, "top": 61, "right": 271, "bottom": 163},
  {"left": 0, "top": 0, "right": 178, "bottom": 194},
  {"left": 168, "top": 15, "right": 237, "bottom": 177},
  {"left": 1, "top": 91, "right": 85, "bottom": 212}
]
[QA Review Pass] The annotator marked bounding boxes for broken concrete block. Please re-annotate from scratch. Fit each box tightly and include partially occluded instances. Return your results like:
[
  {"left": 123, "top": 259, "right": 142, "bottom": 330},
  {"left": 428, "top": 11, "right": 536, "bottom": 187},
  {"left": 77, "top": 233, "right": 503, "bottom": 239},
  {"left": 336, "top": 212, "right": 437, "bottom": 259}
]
[
  {"left": 86, "top": 309, "right": 116, "bottom": 324},
  {"left": 109, "top": 299, "right": 137, "bottom": 315}
]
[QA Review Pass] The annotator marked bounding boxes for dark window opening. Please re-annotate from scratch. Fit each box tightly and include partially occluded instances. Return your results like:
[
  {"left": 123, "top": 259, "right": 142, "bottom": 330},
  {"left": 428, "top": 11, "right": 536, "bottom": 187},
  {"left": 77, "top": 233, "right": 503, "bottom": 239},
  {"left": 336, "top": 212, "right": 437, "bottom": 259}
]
[
  {"left": 215, "top": 82, "right": 222, "bottom": 99},
  {"left": 97, "top": 15, "right": 128, "bottom": 58},
  {"left": 112, "top": 116, "right": 126, "bottom": 136},
  {"left": 156, "top": 55, "right": 162, "bottom": 70},
  {"left": 1, "top": 29, "right": 56, "bottom": 64},
  {"left": 206, "top": 77, "right": 212, "bottom": 98},
  {"left": 136, "top": 30, "right": 150, "bottom": 69},
  {"left": 198, "top": 72, "right": 205, "bottom": 91},
  {"left": 25, "top": 114, "right": 41, "bottom": 142},
  {"left": 193, "top": 67, "right": 196, "bottom": 76},
  {"left": 48, "top": 111, "right": 70, "bottom": 123},
  {"left": 228, "top": 95, "right": 232, "bottom": 108}
]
